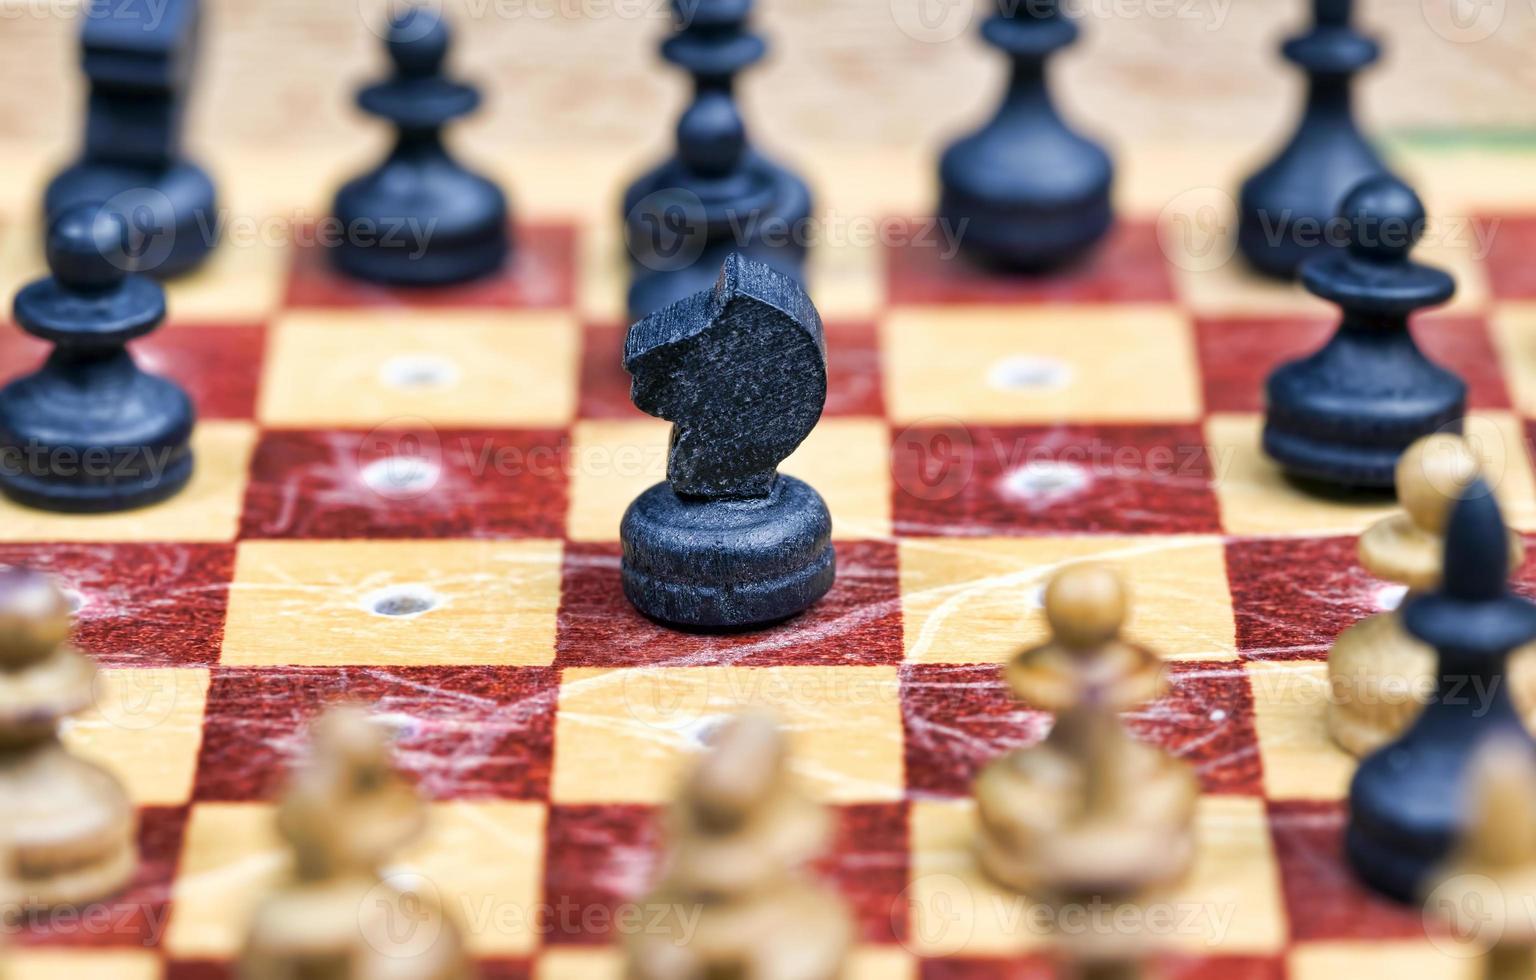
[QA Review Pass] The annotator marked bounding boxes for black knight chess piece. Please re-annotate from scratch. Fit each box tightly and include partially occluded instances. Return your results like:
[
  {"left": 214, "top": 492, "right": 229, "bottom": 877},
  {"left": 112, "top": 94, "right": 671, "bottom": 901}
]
[
  {"left": 620, "top": 254, "right": 834, "bottom": 629},
  {"left": 622, "top": 0, "right": 812, "bottom": 319},
  {"left": 937, "top": 0, "right": 1114, "bottom": 271},
  {"left": 46, "top": 0, "right": 218, "bottom": 279},
  {"left": 1262, "top": 176, "right": 1464, "bottom": 490},
  {"left": 1347, "top": 480, "right": 1536, "bottom": 902},
  {"left": 1238, "top": 0, "right": 1397, "bottom": 279},
  {"left": 329, "top": 6, "right": 510, "bottom": 286},
  {"left": 0, "top": 205, "right": 194, "bottom": 512}
]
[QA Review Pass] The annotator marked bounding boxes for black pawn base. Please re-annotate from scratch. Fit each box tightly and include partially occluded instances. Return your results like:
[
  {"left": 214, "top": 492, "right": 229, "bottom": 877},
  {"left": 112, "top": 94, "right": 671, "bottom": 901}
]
[
  {"left": 330, "top": 163, "right": 509, "bottom": 288},
  {"left": 1262, "top": 346, "right": 1465, "bottom": 490},
  {"left": 620, "top": 475, "right": 835, "bottom": 629},
  {"left": 937, "top": 140, "right": 1113, "bottom": 273},
  {"left": 624, "top": 159, "right": 811, "bottom": 320},
  {"left": 45, "top": 160, "right": 217, "bottom": 280},
  {"left": 1237, "top": 136, "right": 1392, "bottom": 281},
  {"left": 0, "top": 365, "right": 194, "bottom": 514}
]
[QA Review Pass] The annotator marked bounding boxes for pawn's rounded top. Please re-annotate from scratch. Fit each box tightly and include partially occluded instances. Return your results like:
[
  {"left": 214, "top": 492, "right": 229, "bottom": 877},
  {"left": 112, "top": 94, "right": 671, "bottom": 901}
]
[
  {"left": 1339, "top": 176, "right": 1426, "bottom": 263},
  {"left": 1398, "top": 434, "right": 1481, "bottom": 535},
  {"left": 677, "top": 91, "right": 746, "bottom": 179},
  {"left": 45, "top": 204, "right": 131, "bottom": 292},
  {"left": 388, "top": 5, "right": 450, "bottom": 78},
  {"left": 0, "top": 567, "right": 73, "bottom": 668},
  {"left": 1044, "top": 564, "right": 1126, "bottom": 649},
  {"left": 689, "top": 711, "right": 785, "bottom": 830}
]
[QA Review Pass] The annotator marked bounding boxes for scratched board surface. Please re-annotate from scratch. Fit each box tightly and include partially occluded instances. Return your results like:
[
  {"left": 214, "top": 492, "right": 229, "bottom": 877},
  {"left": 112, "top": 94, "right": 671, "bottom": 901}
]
[{"left": 1, "top": 137, "right": 1536, "bottom": 979}]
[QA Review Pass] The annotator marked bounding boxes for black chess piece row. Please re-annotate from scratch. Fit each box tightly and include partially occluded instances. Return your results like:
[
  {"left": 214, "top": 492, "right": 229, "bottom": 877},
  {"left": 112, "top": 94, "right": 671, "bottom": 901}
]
[{"left": 43, "top": 0, "right": 1398, "bottom": 292}]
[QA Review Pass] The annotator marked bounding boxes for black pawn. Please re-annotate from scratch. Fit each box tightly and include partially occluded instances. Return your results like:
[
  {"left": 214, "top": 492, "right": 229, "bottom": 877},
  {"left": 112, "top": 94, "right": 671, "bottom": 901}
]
[
  {"left": 1238, "top": 0, "right": 1396, "bottom": 279},
  {"left": 1346, "top": 480, "right": 1536, "bottom": 902},
  {"left": 0, "top": 205, "right": 195, "bottom": 513},
  {"left": 46, "top": 0, "right": 217, "bottom": 279},
  {"left": 620, "top": 253, "right": 834, "bottom": 629},
  {"left": 936, "top": 0, "right": 1113, "bottom": 272},
  {"left": 622, "top": 0, "right": 812, "bottom": 320},
  {"left": 1263, "top": 177, "right": 1464, "bottom": 490},
  {"left": 330, "top": 6, "right": 510, "bottom": 286}
]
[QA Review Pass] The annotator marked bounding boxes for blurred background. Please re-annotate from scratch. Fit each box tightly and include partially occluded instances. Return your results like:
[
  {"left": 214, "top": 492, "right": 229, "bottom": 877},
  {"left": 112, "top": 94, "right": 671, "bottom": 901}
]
[{"left": 0, "top": 0, "right": 1532, "bottom": 156}]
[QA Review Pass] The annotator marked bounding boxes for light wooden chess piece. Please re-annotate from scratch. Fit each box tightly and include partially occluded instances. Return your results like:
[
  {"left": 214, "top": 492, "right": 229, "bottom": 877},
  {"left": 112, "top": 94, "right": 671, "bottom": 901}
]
[
  {"left": 239, "top": 705, "right": 472, "bottom": 980},
  {"left": 0, "top": 567, "right": 136, "bottom": 911},
  {"left": 974, "top": 564, "right": 1198, "bottom": 901},
  {"left": 1428, "top": 738, "right": 1536, "bottom": 980},
  {"left": 1327, "top": 435, "right": 1535, "bottom": 757},
  {"left": 627, "top": 711, "right": 851, "bottom": 980}
]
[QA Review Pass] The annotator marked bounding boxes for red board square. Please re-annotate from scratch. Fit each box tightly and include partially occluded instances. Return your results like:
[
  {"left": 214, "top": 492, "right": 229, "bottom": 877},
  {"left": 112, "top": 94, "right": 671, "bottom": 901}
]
[
  {"left": 901, "top": 663, "right": 1260, "bottom": 799},
  {"left": 579, "top": 320, "right": 885, "bottom": 420},
  {"left": 1225, "top": 536, "right": 1375, "bottom": 661},
  {"left": 1268, "top": 799, "right": 1427, "bottom": 941},
  {"left": 0, "top": 544, "right": 234, "bottom": 668},
  {"left": 891, "top": 424, "right": 1220, "bottom": 537},
  {"left": 0, "top": 325, "right": 265, "bottom": 421},
  {"left": 284, "top": 222, "right": 576, "bottom": 310},
  {"left": 540, "top": 802, "right": 907, "bottom": 947},
  {"left": 12, "top": 805, "right": 188, "bottom": 949},
  {"left": 239, "top": 428, "right": 570, "bottom": 539},
  {"left": 1196, "top": 313, "right": 1510, "bottom": 414},
  {"left": 920, "top": 958, "right": 1054, "bottom": 979},
  {"left": 192, "top": 666, "right": 558, "bottom": 801},
  {"left": 541, "top": 803, "right": 662, "bottom": 946},
  {"left": 554, "top": 540, "right": 902, "bottom": 668},
  {"left": 886, "top": 218, "right": 1174, "bottom": 305},
  {"left": 814, "top": 802, "right": 910, "bottom": 945},
  {"left": 1481, "top": 213, "right": 1536, "bottom": 300}
]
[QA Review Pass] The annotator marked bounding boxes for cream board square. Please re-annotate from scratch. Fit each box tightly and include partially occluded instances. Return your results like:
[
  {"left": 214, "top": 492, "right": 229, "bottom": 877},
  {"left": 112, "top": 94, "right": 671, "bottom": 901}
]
[
  {"left": 907, "top": 795, "right": 1285, "bottom": 957},
  {"left": 400, "top": 801, "right": 548, "bottom": 956},
  {"left": 552, "top": 666, "right": 904, "bottom": 804},
  {"left": 0, "top": 421, "right": 257, "bottom": 543},
  {"left": 168, "top": 801, "right": 545, "bottom": 958},
  {"left": 881, "top": 306, "right": 1202, "bottom": 425},
  {"left": 1288, "top": 940, "right": 1477, "bottom": 980},
  {"left": 1491, "top": 302, "right": 1536, "bottom": 416},
  {"left": 533, "top": 945, "right": 916, "bottom": 980},
  {"left": 1247, "top": 660, "right": 1356, "bottom": 802},
  {"left": 64, "top": 667, "right": 210, "bottom": 807},
  {"left": 566, "top": 419, "right": 889, "bottom": 542},
  {"left": 258, "top": 310, "right": 579, "bottom": 426},
  {"left": 900, "top": 535, "right": 1236, "bottom": 665},
  {"left": 3, "top": 951, "right": 163, "bottom": 980},
  {"left": 222, "top": 540, "right": 562, "bottom": 667},
  {"left": 167, "top": 802, "right": 285, "bottom": 958},
  {"left": 1206, "top": 412, "right": 1536, "bottom": 536}
]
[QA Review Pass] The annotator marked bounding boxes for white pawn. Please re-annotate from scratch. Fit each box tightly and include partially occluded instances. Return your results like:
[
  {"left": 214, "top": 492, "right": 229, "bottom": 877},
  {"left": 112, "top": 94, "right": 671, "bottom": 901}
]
[
  {"left": 1328, "top": 435, "right": 1535, "bottom": 756},
  {"left": 0, "top": 568, "right": 136, "bottom": 911},
  {"left": 239, "top": 706, "right": 471, "bottom": 980},
  {"left": 627, "top": 712, "right": 851, "bottom": 980}
]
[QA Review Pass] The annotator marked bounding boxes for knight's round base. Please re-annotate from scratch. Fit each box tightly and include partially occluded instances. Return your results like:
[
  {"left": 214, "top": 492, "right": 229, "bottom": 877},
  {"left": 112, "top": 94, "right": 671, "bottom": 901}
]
[
  {"left": 620, "top": 475, "right": 835, "bottom": 629},
  {"left": 45, "top": 159, "right": 218, "bottom": 280}
]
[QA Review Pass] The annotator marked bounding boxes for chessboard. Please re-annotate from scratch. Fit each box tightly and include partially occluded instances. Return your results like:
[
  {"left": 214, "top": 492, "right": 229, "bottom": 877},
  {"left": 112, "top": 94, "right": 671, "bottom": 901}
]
[{"left": 1, "top": 132, "right": 1535, "bottom": 980}]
